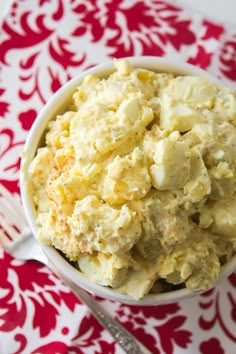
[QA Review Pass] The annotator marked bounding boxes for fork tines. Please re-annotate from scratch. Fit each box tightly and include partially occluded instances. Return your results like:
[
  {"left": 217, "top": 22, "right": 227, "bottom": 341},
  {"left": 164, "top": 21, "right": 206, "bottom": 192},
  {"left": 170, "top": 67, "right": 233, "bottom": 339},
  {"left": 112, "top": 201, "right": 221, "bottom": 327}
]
[{"left": 0, "top": 184, "right": 29, "bottom": 247}]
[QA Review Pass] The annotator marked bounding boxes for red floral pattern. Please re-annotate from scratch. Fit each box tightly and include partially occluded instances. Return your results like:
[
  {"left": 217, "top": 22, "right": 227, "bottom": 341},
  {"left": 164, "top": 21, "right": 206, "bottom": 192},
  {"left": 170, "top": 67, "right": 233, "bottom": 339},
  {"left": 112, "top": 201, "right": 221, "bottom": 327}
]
[
  {"left": 1, "top": 0, "right": 236, "bottom": 353},
  {"left": 219, "top": 31, "right": 236, "bottom": 81},
  {"left": 200, "top": 338, "right": 224, "bottom": 354}
]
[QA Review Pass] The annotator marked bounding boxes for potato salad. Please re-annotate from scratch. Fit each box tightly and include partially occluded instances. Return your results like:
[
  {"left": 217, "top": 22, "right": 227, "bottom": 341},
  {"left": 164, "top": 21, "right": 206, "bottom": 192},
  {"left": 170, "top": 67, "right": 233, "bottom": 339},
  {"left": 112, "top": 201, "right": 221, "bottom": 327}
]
[{"left": 30, "top": 59, "right": 236, "bottom": 299}]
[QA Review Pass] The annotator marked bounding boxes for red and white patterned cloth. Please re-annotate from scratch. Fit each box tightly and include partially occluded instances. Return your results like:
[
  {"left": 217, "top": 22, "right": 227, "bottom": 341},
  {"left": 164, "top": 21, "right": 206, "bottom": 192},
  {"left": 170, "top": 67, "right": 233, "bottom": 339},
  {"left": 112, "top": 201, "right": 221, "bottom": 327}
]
[{"left": 0, "top": 1, "right": 236, "bottom": 353}]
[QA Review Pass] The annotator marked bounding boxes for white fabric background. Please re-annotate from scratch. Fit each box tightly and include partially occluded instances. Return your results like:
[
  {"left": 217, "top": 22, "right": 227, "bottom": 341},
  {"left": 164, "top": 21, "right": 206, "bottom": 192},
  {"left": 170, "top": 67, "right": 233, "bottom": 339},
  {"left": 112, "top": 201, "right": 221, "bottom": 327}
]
[{"left": 175, "top": 0, "right": 236, "bottom": 26}]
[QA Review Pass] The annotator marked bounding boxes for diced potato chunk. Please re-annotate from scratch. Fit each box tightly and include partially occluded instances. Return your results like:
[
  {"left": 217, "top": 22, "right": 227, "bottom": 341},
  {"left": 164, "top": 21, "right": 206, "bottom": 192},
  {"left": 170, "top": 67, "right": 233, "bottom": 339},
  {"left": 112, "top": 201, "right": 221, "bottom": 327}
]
[
  {"left": 206, "top": 197, "right": 236, "bottom": 240},
  {"left": 67, "top": 195, "right": 141, "bottom": 254},
  {"left": 157, "top": 229, "right": 220, "bottom": 290},
  {"left": 116, "top": 255, "right": 160, "bottom": 300},
  {"left": 163, "top": 76, "right": 218, "bottom": 106},
  {"left": 160, "top": 94, "right": 203, "bottom": 132},
  {"left": 70, "top": 97, "right": 154, "bottom": 162},
  {"left": 102, "top": 147, "right": 151, "bottom": 204},
  {"left": 213, "top": 87, "right": 236, "bottom": 125},
  {"left": 29, "top": 147, "right": 54, "bottom": 189},
  {"left": 184, "top": 148, "right": 211, "bottom": 202},
  {"left": 78, "top": 253, "right": 129, "bottom": 288}
]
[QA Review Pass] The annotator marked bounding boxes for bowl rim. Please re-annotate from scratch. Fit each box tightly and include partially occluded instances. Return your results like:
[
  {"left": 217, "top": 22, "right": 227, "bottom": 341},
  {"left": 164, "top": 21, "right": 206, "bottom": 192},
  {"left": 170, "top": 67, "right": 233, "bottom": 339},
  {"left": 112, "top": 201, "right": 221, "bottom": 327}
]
[{"left": 20, "top": 55, "right": 236, "bottom": 305}]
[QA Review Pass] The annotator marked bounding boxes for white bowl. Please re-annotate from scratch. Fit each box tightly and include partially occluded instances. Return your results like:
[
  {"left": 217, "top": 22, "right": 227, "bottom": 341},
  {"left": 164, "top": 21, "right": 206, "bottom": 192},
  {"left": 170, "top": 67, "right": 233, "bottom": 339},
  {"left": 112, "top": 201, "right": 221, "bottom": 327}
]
[{"left": 20, "top": 56, "right": 236, "bottom": 305}]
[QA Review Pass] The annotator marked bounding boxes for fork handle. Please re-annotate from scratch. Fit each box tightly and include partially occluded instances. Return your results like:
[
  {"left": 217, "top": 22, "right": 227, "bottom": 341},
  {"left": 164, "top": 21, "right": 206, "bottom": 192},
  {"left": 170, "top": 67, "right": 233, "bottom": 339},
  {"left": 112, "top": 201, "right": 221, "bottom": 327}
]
[
  {"left": 61, "top": 277, "right": 152, "bottom": 354},
  {"left": 14, "top": 234, "right": 151, "bottom": 353}
]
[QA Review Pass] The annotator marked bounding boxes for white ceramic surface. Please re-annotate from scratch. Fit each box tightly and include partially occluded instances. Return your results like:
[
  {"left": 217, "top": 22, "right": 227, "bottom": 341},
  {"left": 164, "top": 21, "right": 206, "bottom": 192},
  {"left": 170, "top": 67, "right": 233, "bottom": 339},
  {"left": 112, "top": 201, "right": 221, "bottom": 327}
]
[{"left": 20, "top": 56, "right": 236, "bottom": 305}]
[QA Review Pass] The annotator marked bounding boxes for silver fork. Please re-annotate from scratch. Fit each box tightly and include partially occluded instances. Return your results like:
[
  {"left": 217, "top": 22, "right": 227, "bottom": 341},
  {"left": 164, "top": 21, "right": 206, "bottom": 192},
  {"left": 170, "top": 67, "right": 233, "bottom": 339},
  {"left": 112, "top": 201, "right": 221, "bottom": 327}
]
[{"left": 0, "top": 185, "right": 152, "bottom": 354}]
